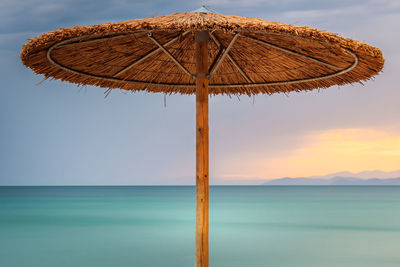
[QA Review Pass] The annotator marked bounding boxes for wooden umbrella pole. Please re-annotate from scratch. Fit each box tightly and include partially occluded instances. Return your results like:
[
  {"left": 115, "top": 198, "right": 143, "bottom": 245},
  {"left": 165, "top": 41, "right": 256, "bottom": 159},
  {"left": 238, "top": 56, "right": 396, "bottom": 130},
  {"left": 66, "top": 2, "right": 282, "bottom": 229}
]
[{"left": 195, "top": 30, "right": 209, "bottom": 267}]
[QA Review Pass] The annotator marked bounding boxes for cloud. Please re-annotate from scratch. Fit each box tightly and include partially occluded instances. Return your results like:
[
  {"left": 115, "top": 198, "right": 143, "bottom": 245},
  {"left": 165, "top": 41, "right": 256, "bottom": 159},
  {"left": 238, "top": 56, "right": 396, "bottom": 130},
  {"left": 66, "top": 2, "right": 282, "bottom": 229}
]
[
  {"left": 0, "top": 0, "right": 180, "bottom": 34},
  {"left": 278, "top": 0, "right": 400, "bottom": 29},
  {"left": 208, "top": 0, "right": 270, "bottom": 7},
  {"left": 282, "top": 6, "right": 367, "bottom": 19},
  {"left": 371, "top": 0, "right": 400, "bottom": 9}
]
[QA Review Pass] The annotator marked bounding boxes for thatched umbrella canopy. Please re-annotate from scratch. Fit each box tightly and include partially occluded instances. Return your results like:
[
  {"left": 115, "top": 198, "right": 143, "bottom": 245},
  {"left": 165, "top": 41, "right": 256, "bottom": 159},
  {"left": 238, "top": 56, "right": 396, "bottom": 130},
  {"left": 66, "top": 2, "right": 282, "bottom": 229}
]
[
  {"left": 21, "top": 11, "right": 383, "bottom": 96},
  {"left": 20, "top": 8, "right": 384, "bottom": 267}
]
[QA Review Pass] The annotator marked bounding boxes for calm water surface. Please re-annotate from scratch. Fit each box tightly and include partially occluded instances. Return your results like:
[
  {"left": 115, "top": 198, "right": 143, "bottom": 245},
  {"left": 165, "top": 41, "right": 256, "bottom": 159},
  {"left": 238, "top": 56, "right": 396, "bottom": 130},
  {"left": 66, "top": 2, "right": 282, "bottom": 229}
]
[{"left": 1, "top": 186, "right": 400, "bottom": 267}]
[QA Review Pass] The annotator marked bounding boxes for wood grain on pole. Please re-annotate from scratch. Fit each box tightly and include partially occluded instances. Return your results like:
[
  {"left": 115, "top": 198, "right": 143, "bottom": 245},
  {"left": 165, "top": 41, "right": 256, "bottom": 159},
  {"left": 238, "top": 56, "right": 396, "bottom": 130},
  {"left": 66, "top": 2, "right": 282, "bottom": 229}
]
[{"left": 195, "top": 30, "right": 209, "bottom": 267}]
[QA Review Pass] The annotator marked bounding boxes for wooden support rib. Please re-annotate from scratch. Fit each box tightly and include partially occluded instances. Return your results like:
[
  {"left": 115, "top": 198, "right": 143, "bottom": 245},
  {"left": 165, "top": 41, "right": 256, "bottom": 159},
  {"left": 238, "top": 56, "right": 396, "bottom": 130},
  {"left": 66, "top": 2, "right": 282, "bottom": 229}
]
[
  {"left": 229, "top": 56, "right": 253, "bottom": 83},
  {"left": 56, "top": 33, "right": 141, "bottom": 48},
  {"left": 243, "top": 35, "right": 341, "bottom": 70},
  {"left": 113, "top": 31, "right": 189, "bottom": 77},
  {"left": 209, "top": 33, "right": 252, "bottom": 83},
  {"left": 208, "top": 33, "right": 239, "bottom": 77},
  {"left": 148, "top": 34, "right": 194, "bottom": 79}
]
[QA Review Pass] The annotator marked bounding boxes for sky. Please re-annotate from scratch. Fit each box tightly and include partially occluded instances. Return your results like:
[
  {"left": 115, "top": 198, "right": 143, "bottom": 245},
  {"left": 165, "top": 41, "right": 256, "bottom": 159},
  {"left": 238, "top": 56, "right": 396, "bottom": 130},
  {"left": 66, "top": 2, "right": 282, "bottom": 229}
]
[{"left": 0, "top": 0, "right": 399, "bottom": 185}]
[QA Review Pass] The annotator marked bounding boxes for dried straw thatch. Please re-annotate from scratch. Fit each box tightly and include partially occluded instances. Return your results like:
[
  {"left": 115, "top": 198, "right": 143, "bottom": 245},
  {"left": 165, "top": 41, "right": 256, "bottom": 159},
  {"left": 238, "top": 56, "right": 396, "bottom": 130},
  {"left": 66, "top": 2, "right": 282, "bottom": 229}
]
[{"left": 20, "top": 12, "right": 384, "bottom": 95}]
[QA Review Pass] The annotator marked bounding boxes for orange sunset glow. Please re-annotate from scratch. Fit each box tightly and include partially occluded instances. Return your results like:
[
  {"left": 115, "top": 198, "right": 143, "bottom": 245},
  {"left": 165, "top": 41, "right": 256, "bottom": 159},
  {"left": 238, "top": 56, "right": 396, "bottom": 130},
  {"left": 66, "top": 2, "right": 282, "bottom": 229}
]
[{"left": 219, "top": 128, "right": 400, "bottom": 179}]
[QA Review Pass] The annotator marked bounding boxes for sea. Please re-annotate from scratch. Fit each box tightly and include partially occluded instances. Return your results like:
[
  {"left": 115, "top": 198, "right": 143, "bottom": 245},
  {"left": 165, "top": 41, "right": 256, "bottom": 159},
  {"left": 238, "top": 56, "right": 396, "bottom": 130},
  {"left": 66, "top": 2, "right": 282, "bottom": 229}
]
[{"left": 1, "top": 186, "right": 399, "bottom": 267}]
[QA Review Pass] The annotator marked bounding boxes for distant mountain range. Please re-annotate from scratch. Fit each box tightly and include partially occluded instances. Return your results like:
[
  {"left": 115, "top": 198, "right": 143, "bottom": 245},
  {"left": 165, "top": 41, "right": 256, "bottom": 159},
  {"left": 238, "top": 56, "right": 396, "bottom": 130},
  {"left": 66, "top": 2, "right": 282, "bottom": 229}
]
[
  {"left": 264, "top": 177, "right": 400, "bottom": 185},
  {"left": 262, "top": 170, "right": 400, "bottom": 185}
]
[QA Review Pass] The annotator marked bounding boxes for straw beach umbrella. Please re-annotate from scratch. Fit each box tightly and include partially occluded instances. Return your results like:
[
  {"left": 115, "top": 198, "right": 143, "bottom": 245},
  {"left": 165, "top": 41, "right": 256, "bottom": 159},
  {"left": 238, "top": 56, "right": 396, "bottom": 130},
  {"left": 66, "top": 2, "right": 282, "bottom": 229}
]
[{"left": 20, "top": 7, "right": 384, "bottom": 267}]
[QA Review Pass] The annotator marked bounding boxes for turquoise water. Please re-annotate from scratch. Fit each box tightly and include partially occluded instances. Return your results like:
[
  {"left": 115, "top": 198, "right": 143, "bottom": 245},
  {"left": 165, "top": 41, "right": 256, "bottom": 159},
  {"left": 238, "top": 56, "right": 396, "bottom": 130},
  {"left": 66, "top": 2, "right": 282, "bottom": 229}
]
[{"left": 1, "top": 186, "right": 400, "bottom": 267}]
